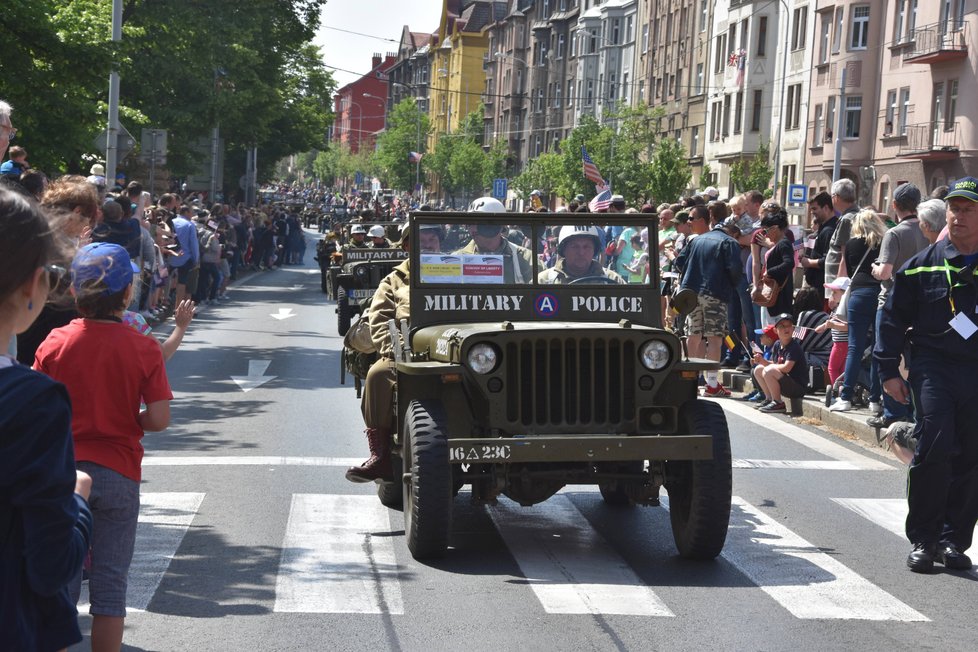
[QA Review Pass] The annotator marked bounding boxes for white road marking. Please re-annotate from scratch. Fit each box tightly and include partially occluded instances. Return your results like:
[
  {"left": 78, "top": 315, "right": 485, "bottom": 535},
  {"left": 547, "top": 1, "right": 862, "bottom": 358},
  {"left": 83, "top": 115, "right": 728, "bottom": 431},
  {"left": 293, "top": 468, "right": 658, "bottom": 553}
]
[
  {"left": 274, "top": 494, "right": 405, "bottom": 614},
  {"left": 832, "top": 497, "right": 978, "bottom": 543},
  {"left": 78, "top": 492, "right": 205, "bottom": 614},
  {"left": 721, "top": 496, "right": 928, "bottom": 621},
  {"left": 142, "top": 455, "right": 363, "bottom": 467},
  {"left": 488, "top": 496, "right": 674, "bottom": 616},
  {"left": 719, "top": 400, "right": 892, "bottom": 471},
  {"left": 734, "top": 459, "right": 862, "bottom": 470},
  {"left": 230, "top": 359, "right": 276, "bottom": 392},
  {"left": 270, "top": 308, "right": 296, "bottom": 320}
]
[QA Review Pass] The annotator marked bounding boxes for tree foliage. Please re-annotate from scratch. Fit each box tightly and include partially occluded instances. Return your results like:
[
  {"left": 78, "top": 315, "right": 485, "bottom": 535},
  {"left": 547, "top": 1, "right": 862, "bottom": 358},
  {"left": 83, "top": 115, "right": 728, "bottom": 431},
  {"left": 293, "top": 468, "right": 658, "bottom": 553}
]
[
  {"left": 648, "top": 137, "right": 693, "bottom": 205},
  {"left": 373, "top": 99, "right": 430, "bottom": 193},
  {"left": 0, "top": 0, "right": 334, "bottom": 195},
  {"left": 729, "top": 142, "right": 774, "bottom": 195},
  {"left": 513, "top": 152, "right": 564, "bottom": 202}
]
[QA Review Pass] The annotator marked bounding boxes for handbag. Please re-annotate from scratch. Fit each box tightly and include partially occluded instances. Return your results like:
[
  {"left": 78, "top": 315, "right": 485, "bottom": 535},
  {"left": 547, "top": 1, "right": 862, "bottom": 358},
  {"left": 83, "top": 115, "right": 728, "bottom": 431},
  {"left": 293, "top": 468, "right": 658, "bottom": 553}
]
[
  {"left": 343, "top": 316, "right": 377, "bottom": 354},
  {"left": 751, "top": 274, "right": 786, "bottom": 308}
]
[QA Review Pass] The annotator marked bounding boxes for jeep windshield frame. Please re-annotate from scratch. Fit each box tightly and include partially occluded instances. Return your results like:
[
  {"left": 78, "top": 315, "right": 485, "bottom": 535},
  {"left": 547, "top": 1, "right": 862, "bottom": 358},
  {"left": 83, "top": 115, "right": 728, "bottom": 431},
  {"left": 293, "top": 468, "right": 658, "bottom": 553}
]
[{"left": 409, "top": 211, "right": 662, "bottom": 330}]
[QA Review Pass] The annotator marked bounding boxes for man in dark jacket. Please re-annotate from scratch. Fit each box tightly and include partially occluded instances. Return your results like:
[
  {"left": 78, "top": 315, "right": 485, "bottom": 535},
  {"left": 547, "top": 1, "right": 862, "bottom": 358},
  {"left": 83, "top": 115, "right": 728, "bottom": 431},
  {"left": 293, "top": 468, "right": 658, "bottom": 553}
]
[
  {"left": 800, "top": 191, "right": 837, "bottom": 290},
  {"left": 876, "top": 177, "right": 978, "bottom": 573}
]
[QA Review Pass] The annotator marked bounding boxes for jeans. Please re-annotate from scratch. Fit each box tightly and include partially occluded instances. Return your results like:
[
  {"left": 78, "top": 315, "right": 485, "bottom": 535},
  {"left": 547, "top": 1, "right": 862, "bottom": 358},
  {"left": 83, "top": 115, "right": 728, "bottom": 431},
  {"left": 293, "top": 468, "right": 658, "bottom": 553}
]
[{"left": 841, "top": 286, "right": 882, "bottom": 402}]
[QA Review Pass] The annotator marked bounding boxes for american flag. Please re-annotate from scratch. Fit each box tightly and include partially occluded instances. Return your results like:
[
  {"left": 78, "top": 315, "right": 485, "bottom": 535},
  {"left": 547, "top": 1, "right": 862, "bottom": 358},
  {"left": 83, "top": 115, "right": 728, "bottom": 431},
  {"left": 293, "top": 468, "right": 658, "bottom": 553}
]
[
  {"left": 581, "top": 146, "right": 606, "bottom": 187},
  {"left": 408, "top": 151, "right": 423, "bottom": 163},
  {"left": 589, "top": 188, "right": 613, "bottom": 212}
]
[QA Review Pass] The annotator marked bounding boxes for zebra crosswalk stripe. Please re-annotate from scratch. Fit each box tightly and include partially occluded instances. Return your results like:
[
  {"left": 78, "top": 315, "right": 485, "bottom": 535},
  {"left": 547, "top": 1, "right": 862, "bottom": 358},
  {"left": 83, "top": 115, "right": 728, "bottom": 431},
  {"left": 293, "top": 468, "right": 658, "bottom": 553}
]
[
  {"left": 488, "top": 495, "right": 675, "bottom": 616},
  {"left": 274, "top": 494, "right": 405, "bottom": 614},
  {"left": 831, "top": 497, "right": 978, "bottom": 543}
]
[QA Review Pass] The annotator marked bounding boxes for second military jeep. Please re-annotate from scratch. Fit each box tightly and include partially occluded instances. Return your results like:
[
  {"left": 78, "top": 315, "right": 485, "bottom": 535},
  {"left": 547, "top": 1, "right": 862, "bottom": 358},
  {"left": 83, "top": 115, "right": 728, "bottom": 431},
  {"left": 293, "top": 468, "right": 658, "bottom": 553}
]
[{"left": 378, "top": 212, "right": 732, "bottom": 561}]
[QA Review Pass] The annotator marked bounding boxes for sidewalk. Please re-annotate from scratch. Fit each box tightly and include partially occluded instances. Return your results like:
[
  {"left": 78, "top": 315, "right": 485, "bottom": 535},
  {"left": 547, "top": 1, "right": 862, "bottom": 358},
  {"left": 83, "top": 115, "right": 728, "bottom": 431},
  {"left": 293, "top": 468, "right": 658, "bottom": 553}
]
[{"left": 719, "top": 369, "right": 887, "bottom": 449}]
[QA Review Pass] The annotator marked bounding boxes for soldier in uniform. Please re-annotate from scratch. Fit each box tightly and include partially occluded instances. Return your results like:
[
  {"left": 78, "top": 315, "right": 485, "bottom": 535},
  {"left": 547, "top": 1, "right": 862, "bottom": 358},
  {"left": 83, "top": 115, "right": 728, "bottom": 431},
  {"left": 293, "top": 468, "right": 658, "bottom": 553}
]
[
  {"left": 454, "top": 196, "right": 532, "bottom": 284},
  {"left": 346, "top": 222, "right": 444, "bottom": 483},
  {"left": 877, "top": 177, "right": 978, "bottom": 573},
  {"left": 346, "top": 223, "right": 369, "bottom": 248},
  {"left": 367, "top": 224, "right": 392, "bottom": 248},
  {"left": 538, "top": 225, "right": 625, "bottom": 284}
]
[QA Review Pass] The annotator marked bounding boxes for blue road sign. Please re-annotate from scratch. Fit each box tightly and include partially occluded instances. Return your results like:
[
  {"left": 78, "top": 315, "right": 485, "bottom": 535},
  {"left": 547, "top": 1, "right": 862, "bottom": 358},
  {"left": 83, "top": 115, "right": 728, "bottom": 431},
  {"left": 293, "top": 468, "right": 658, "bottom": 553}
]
[
  {"left": 355, "top": 171, "right": 363, "bottom": 187},
  {"left": 492, "top": 178, "right": 508, "bottom": 200},
  {"left": 787, "top": 184, "right": 808, "bottom": 205}
]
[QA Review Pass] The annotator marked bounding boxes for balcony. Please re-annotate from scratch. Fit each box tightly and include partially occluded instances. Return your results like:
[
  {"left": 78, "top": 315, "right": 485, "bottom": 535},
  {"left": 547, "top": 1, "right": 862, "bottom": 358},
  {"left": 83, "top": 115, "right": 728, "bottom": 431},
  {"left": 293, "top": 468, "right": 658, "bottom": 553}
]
[
  {"left": 897, "top": 121, "right": 961, "bottom": 160},
  {"left": 903, "top": 21, "right": 969, "bottom": 64}
]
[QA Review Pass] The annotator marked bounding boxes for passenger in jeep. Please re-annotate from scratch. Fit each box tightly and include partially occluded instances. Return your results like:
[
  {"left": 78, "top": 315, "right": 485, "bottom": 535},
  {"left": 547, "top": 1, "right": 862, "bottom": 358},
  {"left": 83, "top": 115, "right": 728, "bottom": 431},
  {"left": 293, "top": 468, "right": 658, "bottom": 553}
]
[
  {"left": 345, "top": 222, "right": 443, "bottom": 483},
  {"left": 538, "top": 225, "right": 625, "bottom": 285},
  {"left": 453, "top": 197, "right": 533, "bottom": 283}
]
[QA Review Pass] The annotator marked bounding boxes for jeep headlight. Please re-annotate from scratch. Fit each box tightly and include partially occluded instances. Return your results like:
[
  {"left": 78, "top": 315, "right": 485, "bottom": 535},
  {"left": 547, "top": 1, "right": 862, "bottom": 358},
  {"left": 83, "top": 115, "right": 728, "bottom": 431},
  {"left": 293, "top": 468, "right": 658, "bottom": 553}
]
[
  {"left": 354, "top": 265, "right": 369, "bottom": 281},
  {"left": 467, "top": 343, "right": 500, "bottom": 374},
  {"left": 640, "top": 340, "right": 670, "bottom": 371}
]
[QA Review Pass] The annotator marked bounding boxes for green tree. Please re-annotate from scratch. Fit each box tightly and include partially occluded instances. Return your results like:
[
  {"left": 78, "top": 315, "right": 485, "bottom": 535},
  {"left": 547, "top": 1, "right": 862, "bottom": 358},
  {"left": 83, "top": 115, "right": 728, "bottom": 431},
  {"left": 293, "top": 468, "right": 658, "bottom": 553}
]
[
  {"left": 556, "top": 113, "right": 614, "bottom": 201},
  {"left": 604, "top": 102, "right": 665, "bottom": 205},
  {"left": 481, "top": 140, "right": 509, "bottom": 191},
  {"left": 648, "top": 137, "right": 693, "bottom": 205},
  {"left": 512, "top": 152, "right": 564, "bottom": 203},
  {"left": 729, "top": 142, "right": 774, "bottom": 195},
  {"left": 448, "top": 139, "right": 487, "bottom": 199},
  {"left": 373, "top": 99, "right": 430, "bottom": 192}
]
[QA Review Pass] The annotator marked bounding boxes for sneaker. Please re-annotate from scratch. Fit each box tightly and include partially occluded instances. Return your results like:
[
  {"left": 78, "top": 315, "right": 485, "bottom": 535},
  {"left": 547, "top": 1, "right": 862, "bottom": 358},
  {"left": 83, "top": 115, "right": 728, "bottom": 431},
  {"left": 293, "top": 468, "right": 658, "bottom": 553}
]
[
  {"left": 703, "top": 383, "right": 732, "bottom": 398},
  {"left": 749, "top": 392, "right": 767, "bottom": 403},
  {"left": 740, "top": 389, "right": 759, "bottom": 401},
  {"left": 754, "top": 399, "right": 774, "bottom": 410},
  {"left": 828, "top": 398, "right": 852, "bottom": 412},
  {"left": 869, "top": 401, "right": 882, "bottom": 415},
  {"left": 760, "top": 400, "right": 787, "bottom": 413}
]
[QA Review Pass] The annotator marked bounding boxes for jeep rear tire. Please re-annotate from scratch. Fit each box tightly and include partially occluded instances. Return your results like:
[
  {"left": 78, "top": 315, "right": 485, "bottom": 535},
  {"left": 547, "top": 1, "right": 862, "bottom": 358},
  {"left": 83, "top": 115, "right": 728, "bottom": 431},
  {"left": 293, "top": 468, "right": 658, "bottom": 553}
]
[
  {"left": 665, "top": 400, "right": 732, "bottom": 560},
  {"left": 403, "top": 400, "right": 453, "bottom": 559},
  {"left": 337, "top": 294, "right": 352, "bottom": 336}
]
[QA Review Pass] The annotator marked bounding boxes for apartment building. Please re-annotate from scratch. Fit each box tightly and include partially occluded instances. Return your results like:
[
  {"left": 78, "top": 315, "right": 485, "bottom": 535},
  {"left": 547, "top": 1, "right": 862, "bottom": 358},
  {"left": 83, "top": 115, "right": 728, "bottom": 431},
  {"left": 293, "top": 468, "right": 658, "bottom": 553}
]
[
  {"left": 333, "top": 53, "right": 395, "bottom": 154},
  {"left": 773, "top": 1, "right": 816, "bottom": 205},
  {"left": 703, "top": 1, "right": 785, "bottom": 197},
  {"left": 574, "top": 0, "right": 638, "bottom": 126},
  {"left": 386, "top": 27, "right": 435, "bottom": 118},
  {"left": 635, "top": 0, "right": 714, "bottom": 189}
]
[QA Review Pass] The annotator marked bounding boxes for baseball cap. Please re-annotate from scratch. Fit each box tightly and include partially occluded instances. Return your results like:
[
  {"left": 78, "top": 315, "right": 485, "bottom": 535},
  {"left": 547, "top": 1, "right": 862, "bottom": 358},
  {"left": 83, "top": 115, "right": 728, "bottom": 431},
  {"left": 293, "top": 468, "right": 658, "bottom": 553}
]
[
  {"left": 754, "top": 324, "right": 777, "bottom": 340},
  {"left": 71, "top": 242, "right": 136, "bottom": 296},
  {"left": 671, "top": 210, "right": 690, "bottom": 224},
  {"left": 772, "top": 313, "right": 795, "bottom": 327},
  {"left": 824, "top": 276, "right": 851, "bottom": 291},
  {"left": 945, "top": 177, "right": 978, "bottom": 202},
  {"left": 893, "top": 182, "right": 921, "bottom": 207}
]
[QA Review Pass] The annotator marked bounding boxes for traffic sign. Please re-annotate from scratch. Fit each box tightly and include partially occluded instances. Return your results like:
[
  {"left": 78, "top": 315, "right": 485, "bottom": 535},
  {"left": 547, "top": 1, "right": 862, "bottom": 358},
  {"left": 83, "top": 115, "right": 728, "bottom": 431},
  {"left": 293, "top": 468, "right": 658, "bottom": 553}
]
[
  {"left": 492, "top": 178, "right": 508, "bottom": 200},
  {"left": 140, "top": 128, "right": 168, "bottom": 165},
  {"left": 94, "top": 123, "right": 137, "bottom": 160},
  {"left": 787, "top": 184, "right": 808, "bottom": 205},
  {"left": 355, "top": 171, "right": 363, "bottom": 186}
]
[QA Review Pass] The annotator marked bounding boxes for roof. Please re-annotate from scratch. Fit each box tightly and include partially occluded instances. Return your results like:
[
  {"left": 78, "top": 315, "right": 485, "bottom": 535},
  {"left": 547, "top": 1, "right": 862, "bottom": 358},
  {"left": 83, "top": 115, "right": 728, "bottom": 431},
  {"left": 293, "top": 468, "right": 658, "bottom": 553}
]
[{"left": 459, "top": 1, "right": 493, "bottom": 33}]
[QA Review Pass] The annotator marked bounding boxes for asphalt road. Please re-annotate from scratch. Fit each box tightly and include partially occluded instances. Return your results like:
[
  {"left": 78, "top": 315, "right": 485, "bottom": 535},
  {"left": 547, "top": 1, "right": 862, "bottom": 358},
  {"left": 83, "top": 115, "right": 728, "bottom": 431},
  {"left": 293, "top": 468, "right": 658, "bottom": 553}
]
[{"left": 71, "top": 230, "right": 977, "bottom": 652}]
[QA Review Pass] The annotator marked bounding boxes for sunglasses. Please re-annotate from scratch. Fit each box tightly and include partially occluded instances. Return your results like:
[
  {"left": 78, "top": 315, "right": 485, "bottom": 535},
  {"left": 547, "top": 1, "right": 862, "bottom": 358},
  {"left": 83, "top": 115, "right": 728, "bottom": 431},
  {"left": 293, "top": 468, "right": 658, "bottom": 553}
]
[{"left": 44, "top": 264, "right": 67, "bottom": 288}]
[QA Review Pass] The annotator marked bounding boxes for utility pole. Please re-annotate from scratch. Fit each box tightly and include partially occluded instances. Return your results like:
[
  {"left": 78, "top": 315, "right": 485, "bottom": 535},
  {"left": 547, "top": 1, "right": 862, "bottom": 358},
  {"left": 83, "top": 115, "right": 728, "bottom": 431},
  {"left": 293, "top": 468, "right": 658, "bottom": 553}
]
[
  {"left": 832, "top": 66, "right": 847, "bottom": 182},
  {"left": 105, "top": 0, "right": 123, "bottom": 183}
]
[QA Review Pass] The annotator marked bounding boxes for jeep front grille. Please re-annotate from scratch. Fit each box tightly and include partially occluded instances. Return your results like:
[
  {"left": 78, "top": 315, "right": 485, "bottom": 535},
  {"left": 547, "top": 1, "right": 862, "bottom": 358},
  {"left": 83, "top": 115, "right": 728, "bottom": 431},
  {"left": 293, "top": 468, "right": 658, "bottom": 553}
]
[{"left": 504, "top": 337, "right": 637, "bottom": 428}]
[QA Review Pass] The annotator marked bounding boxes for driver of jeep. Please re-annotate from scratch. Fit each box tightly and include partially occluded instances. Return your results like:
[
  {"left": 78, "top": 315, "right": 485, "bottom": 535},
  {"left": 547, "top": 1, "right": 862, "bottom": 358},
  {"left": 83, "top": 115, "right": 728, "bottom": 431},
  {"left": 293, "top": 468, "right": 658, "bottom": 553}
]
[
  {"left": 348, "top": 223, "right": 369, "bottom": 248},
  {"left": 538, "top": 225, "right": 626, "bottom": 284},
  {"left": 453, "top": 196, "right": 533, "bottom": 283}
]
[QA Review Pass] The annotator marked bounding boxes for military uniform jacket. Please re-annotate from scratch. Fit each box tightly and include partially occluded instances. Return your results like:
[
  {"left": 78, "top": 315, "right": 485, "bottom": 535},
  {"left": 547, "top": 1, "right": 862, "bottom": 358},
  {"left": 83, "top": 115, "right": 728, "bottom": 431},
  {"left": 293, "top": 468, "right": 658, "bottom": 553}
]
[
  {"left": 537, "top": 259, "right": 625, "bottom": 284},
  {"left": 875, "top": 238, "right": 978, "bottom": 382},
  {"left": 368, "top": 260, "right": 410, "bottom": 359}
]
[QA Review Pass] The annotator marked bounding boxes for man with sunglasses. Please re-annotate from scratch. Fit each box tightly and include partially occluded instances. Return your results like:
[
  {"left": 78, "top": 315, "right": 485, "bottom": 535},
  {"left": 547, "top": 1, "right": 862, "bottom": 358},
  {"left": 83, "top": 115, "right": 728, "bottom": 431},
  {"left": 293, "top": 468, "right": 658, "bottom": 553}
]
[{"left": 877, "top": 177, "right": 978, "bottom": 574}]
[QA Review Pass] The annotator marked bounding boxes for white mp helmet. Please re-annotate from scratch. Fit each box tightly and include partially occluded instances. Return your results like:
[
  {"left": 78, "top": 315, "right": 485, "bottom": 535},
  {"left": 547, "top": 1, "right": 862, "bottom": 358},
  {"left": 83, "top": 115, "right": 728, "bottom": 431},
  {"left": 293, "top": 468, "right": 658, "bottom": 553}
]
[
  {"left": 468, "top": 196, "right": 506, "bottom": 212},
  {"left": 368, "top": 224, "right": 386, "bottom": 238},
  {"left": 350, "top": 224, "right": 367, "bottom": 235},
  {"left": 556, "top": 225, "right": 603, "bottom": 257}
]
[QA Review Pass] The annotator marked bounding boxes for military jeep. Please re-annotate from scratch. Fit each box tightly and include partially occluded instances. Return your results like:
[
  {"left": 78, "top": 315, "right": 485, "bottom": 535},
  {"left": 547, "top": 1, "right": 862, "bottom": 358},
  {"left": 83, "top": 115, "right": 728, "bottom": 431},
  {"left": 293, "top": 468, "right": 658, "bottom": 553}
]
[
  {"left": 332, "top": 222, "right": 408, "bottom": 335},
  {"left": 379, "top": 212, "right": 732, "bottom": 561}
]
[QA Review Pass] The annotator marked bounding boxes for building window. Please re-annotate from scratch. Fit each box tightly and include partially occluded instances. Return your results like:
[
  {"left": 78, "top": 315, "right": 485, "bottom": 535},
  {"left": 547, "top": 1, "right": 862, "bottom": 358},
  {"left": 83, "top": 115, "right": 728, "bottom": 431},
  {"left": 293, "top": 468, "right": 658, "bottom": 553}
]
[
  {"left": 586, "top": 79, "right": 593, "bottom": 105},
  {"left": 899, "top": 87, "right": 910, "bottom": 135},
  {"left": 826, "top": 96, "right": 836, "bottom": 140},
  {"left": 844, "top": 95, "right": 862, "bottom": 138},
  {"left": 791, "top": 7, "right": 808, "bottom": 51},
  {"left": 691, "top": 126, "right": 700, "bottom": 156},
  {"left": 714, "top": 34, "right": 727, "bottom": 74},
  {"left": 786, "top": 83, "right": 802, "bottom": 130},
  {"left": 893, "top": 0, "right": 906, "bottom": 43},
  {"left": 818, "top": 13, "right": 831, "bottom": 63},
  {"left": 626, "top": 16, "right": 634, "bottom": 42},
  {"left": 555, "top": 85, "right": 561, "bottom": 108},
  {"left": 832, "top": 7, "right": 843, "bottom": 54},
  {"left": 757, "top": 17, "right": 767, "bottom": 56},
  {"left": 729, "top": 23, "right": 737, "bottom": 54},
  {"left": 571, "top": 29, "right": 577, "bottom": 57},
  {"left": 557, "top": 33, "right": 565, "bottom": 59},
  {"left": 567, "top": 79, "right": 574, "bottom": 107},
  {"left": 751, "top": 89, "right": 763, "bottom": 132},
  {"left": 695, "top": 63, "right": 704, "bottom": 95},
  {"left": 611, "top": 19, "right": 620, "bottom": 45},
  {"left": 589, "top": 29, "right": 597, "bottom": 53},
  {"left": 700, "top": 0, "right": 708, "bottom": 33},
  {"left": 675, "top": 71, "right": 682, "bottom": 99},
  {"left": 813, "top": 103, "right": 823, "bottom": 145},
  {"left": 734, "top": 91, "right": 743, "bottom": 135},
  {"left": 850, "top": 6, "right": 870, "bottom": 50},
  {"left": 623, "top": 72, "right": 630, "bottom": 104},
  {"left": 722, "top": 94, "right": 731, "bottom": 136},
  {"left": 933, "top": 82, "right": 944, "bottom": 129},
  {"left": 908, "top": 0, "right": 918, "bottom": 37},
  {"left": 638, "top": 80, "right": 644, "bottom": 103},
  {"left": 740, "top": 18, "right": 749, "bottom": 51},
  {"left": 885, "top": 90, "right": 897, "bottom": 135},
  {"left": 709, "top": 102, "right": 720, "bottom": 141},
  {"left": 642, "top": 24, "right": 649, "bottom": 52},
  {"left": 946, "top": 79, "right": 958, "bottom": 129}
]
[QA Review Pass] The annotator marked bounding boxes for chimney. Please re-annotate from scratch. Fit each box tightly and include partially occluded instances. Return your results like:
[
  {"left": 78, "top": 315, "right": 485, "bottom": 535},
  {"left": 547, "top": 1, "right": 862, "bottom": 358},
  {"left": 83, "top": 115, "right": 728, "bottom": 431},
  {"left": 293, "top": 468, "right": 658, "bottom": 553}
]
[{"left": 372, "top": 53, "right": 381, "bottom": 69}]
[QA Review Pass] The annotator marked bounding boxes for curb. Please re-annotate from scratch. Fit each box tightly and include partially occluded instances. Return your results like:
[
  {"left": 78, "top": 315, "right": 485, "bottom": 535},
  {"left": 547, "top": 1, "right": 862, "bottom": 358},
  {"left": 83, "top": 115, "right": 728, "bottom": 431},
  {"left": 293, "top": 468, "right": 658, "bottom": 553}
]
[{"left": 719, "top": 369, "right": 885, "bottom": 449}]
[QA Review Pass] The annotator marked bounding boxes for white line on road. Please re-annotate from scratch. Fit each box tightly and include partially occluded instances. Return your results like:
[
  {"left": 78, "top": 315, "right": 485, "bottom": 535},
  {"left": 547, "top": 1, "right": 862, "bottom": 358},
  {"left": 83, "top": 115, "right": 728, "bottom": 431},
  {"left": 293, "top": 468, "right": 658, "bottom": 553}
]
[
  {"left": 721, "top": 496, "right": 928, "bottom": 621},
  {"left": 142, "top": 455, "right": 363, "bottom": 467},
  {"left": 274, "top": 494, "right": 405, "bottom": 614},
  {"left": 831, "top": 497, "right": 978, "bottom": 543},
  {"left": 733, "top": 459, "right": 862, "bottom": 470},
  {"left": 78, "top": 492, "right": 205, "bottom": 614},
  {"left": 488, "top": 496, "right": 674, "bottom": 616},
  {"left": 719, "top": 400, "right": 892, "bottom": 471}
]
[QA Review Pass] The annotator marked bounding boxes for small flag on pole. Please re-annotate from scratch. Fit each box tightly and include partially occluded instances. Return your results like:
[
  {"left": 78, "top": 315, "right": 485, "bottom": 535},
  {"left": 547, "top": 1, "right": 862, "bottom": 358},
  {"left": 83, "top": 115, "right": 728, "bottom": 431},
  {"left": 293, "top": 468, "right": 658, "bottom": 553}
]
[
  {"left": 589, "top": 188, "right": 612, "bottom": 212},
  {"left": 724, "top": 335, "right": 737, "bottom": 351},
  {"left": 581, "top": 147, "right": 606, "bottom": 187},
  {"left": 408, "top": 151, "right": 423, "bottom": 163}
]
